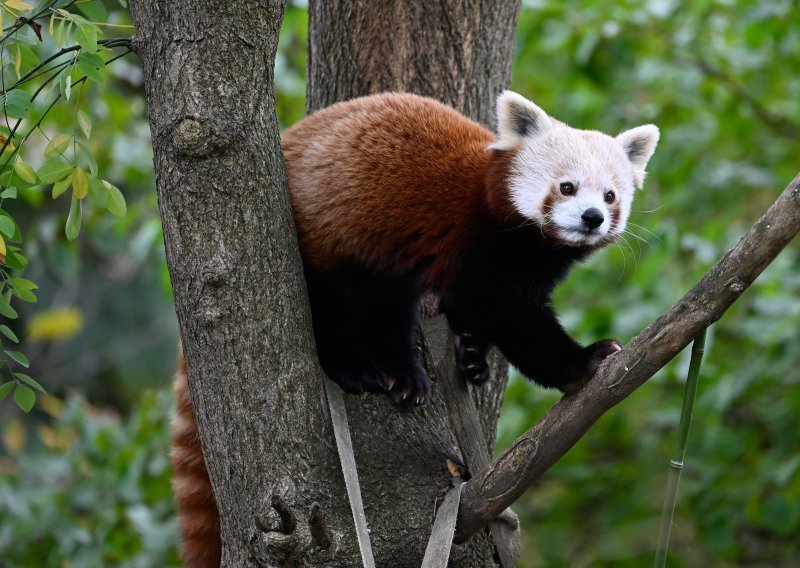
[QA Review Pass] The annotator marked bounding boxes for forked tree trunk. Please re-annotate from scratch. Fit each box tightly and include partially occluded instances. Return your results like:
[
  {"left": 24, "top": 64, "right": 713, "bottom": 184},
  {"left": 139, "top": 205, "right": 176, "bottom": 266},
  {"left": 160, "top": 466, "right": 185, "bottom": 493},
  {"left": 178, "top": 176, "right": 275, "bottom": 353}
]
[{"left": 131, "top": 0, "right": 521, "bottom": 565}]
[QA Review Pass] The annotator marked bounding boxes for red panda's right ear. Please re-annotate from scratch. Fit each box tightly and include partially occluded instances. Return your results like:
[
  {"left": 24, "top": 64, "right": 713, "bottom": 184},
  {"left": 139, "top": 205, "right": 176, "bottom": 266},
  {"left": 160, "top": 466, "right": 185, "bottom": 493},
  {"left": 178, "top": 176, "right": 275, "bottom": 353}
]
[{"left": 488, "top": 91, "right": 553, "bottom": 151}]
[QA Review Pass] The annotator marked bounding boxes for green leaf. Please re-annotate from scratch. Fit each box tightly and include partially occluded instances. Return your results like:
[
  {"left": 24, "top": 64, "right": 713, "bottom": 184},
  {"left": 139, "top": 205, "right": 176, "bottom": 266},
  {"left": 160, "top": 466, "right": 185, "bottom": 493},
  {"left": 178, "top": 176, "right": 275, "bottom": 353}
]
[
  {"left": 103, "top": 180, "right": 127, "bottom": 217},
  {"left": 37, "top": 160, "right": 73, "bottom": 184},
  {"left": 65, "top": 194, "right": 82, "bottom": 240},
  {"left": 0, "top": 325, "right": 19, "bottom": 343},
  {"left": 76, "top": 142, "right": 97, "bottom": 176},
  {"left": 56, "top": 17, "right": 65, "bottom": 48},
  {"left": 44, "top": 133, "right": 73, "bottom": 159},
  {"left": 1, "top": 187, "right": 17, "bottom": 199},
  {"left": 0, "top": 381, "right": 14, "bottom": 401},
  {"left": 65, "top": 21, "right": 74, "bottom": 49},
  {"left": 8, "top": 278, "right": 37, "bottom": 292},
  {"left": 14, "top": 373, "right": 44, "bottom": 394},
  {"left": 15, "top": 45, "right": 38, "bottom": 79},
  {"left": 5, "top": 350, "right": 29, "bottom": 368},
  {"left": 77, "top": 0, "right": 108, "bottom": 22},
  {"left": 0, "top": 215, "right": 15, "bottom": 239},
  {"left": 72, "top": 167, "right": 89, "bottom": 199},
  {"left": 88, "top": 177, "right": 107, "bottom": 207},
  {"left": 6, "top": 251, "right": 28, "bottom": 270},
  {"left": 77, "top": 52, "right": 104, "bottom": 68},
  {"left": 12, "top": 160, "right": 37, "bottom": 184},
  {"left": 52, "top": 176, "right": 72, "bottom": 198},
  {"left": 75, "top": 24, "right": 98, "bottom": 54},
  {"left": 77, "top": 53, "right": 104, "bottom": 84},
  {"left": 5, "top": 0, "right": 34, "bottom": 12},
  {"left": 8, "top": 278, "right": 36, "bottom": 302},
  {"left": 76, "top": 110, "right": 92, "bottom": 139},
  {"left": 14, "top": 45, "right": 21, "bottom": 79},
  {"left": 12, "top": 288, "right": 36, "bottom": 303},
  {"left": 0, "top": 293, "right": 17, "bottom": 319},
  {"left": 2, "top": 90, "right": 33, "bottom": 119},
  {"left": 13, "top": 385, "right": 35, "bottom": 412}
]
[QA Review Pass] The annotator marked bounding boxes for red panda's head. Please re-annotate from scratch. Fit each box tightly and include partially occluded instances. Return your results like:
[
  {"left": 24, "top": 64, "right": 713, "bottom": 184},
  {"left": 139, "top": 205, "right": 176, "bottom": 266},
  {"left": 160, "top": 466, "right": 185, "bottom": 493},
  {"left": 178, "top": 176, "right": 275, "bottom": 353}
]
[{"left": 488, "top": 91, "right": 659, "bottom": 248}]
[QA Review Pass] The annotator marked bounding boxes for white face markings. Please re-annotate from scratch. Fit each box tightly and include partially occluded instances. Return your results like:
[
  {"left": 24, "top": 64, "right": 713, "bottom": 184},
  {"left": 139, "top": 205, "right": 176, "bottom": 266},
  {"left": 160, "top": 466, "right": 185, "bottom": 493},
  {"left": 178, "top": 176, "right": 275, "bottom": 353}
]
[
  {"left": 505, "top": 127, "right": 635, "bottom": 246},
  {"left": 490, "top": 91, "right": 659, "bottom": 248}
]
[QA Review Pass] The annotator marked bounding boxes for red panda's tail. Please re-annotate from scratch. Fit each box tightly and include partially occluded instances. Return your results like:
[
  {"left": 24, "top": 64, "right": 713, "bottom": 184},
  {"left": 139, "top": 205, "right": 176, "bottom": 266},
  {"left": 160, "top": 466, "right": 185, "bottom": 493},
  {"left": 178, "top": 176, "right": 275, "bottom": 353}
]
[{"left": 171, "top": 352, "right": 221, "bottom": 567}]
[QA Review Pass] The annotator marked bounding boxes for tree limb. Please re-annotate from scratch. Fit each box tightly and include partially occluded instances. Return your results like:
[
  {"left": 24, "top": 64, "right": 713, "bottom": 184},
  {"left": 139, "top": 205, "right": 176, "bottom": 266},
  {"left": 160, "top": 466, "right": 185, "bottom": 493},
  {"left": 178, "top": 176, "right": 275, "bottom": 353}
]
[{"left": 455, "top": 172, "right": 800, "bottom": 542}]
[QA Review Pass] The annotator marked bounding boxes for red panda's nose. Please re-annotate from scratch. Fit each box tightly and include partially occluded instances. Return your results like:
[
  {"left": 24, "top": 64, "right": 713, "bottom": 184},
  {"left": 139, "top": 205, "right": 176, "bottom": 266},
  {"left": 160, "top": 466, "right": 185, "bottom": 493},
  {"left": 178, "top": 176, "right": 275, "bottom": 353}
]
[{"left": 581, "top": 208, "right": 604, "bottom": 229}]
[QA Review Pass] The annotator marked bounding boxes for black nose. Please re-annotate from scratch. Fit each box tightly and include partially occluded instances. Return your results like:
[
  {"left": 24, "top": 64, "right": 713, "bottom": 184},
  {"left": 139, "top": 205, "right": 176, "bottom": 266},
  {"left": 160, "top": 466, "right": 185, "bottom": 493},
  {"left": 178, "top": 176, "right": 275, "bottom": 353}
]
[{"left": 581, "top": 208, "right": 604, "bottom": 229}]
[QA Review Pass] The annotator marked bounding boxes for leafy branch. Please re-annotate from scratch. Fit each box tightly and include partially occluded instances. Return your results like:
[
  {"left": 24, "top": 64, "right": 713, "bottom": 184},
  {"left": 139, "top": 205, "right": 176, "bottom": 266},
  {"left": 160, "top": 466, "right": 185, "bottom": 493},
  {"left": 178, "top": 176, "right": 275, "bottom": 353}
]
[{"left": 0, "top": 0, "right": 132, "bottom": 412}]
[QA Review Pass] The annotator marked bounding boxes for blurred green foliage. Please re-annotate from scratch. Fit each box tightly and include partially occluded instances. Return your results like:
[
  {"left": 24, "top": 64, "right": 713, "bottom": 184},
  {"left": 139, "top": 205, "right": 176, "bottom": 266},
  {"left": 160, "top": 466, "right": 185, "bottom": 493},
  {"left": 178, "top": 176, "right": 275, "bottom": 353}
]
[
  {"left": 1, "top": 0, "right": 798, "bottom": 566},
  {"left": 0, "top": 390, "right": 177, "bottom": 567}
]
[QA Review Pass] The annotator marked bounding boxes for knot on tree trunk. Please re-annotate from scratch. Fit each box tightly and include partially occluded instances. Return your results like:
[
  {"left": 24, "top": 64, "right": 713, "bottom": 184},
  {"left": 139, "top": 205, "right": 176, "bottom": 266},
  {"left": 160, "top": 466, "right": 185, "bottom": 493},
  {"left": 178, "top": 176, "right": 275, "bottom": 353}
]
[
  {"left": 253, "top": 495, "right": 339, "bottom": 564},
  {"left": 174, "top": 116, "right": 231, "bottom": 158}
]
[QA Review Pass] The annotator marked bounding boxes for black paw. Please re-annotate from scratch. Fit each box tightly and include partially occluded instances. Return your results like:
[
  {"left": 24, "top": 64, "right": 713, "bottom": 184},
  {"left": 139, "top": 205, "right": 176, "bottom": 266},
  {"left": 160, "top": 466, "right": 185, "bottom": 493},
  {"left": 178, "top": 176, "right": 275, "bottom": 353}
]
[
  {"left": 327, "top": 359, "right": 389, "bottom": 394},
  {"left": 455, "top": 332, "right": 491, "bottom": 386},
  {"left": 560, "top": 339, "right": 622, "bottom": 394},
  {"left": 388, "top": 360, "right": 431, "bottom": 406}
]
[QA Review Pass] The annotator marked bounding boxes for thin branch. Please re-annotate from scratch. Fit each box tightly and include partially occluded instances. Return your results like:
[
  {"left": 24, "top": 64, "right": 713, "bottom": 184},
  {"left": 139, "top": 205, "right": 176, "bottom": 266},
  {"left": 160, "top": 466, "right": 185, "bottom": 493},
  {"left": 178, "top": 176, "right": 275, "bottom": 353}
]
[
  {"left": 0, "top": 47, "right": 132, "bottom": 168},
  {"left": 455, "top": 172, "right": 800, "bottom": 542},
  {"left": 0, "top": 0, "right": 70, "bottom": 47},
  {"left": 5, "top": 38, "right": 131, "bottom": 92}
]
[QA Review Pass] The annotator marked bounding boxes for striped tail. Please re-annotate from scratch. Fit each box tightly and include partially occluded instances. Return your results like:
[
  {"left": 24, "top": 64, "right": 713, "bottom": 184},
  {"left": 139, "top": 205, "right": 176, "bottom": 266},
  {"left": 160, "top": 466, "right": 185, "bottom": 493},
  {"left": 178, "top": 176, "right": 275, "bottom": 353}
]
[{"left": 171, "top": 353, "right": 221, "bottom": 567}]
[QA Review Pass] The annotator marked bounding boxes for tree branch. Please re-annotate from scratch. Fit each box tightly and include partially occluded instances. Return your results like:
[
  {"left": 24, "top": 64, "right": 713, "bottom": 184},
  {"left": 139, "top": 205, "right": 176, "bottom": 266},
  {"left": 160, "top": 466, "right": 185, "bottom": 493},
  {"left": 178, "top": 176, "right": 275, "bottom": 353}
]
[{"left": 455, "top": 172, "right": 800, "bottom": 542}]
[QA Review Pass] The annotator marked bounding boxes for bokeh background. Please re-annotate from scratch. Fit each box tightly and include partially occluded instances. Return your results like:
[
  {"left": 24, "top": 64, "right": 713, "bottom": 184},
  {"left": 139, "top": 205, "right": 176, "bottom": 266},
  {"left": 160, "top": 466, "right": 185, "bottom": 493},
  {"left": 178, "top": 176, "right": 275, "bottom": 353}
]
[{"left": 1, "top": 0, "right": 798, "bottom": 566}]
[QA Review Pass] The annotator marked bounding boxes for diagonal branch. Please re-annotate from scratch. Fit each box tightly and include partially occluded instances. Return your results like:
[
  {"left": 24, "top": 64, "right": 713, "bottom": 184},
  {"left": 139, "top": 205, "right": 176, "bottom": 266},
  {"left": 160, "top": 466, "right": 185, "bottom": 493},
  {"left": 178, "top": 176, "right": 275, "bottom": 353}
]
[{"left": 455, "top": 172, "right": 800, "bottom": 542}]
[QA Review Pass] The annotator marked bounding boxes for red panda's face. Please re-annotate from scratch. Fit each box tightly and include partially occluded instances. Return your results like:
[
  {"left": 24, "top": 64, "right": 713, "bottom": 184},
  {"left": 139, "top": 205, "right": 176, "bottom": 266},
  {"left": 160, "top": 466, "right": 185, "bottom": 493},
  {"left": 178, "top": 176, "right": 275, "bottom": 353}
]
[{"left": 489, "top": 91, "right": 659, "bottom": 248}]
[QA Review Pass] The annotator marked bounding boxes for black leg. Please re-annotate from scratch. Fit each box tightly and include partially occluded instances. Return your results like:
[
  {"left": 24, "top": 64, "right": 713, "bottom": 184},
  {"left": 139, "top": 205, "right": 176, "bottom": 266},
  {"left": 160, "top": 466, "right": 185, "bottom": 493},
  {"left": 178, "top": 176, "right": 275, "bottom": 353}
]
[
  {"left": 444, "top": 285, "right": 620, "bottom": 394},
  {"left": 304, "top": 266, "right": 431, "bottom": 404},
  {"left": 491, "top": 304, "right": 620, "bottom": 393},
  {"left": 453, "top": 331, "right": 491, "bottom": 386}
]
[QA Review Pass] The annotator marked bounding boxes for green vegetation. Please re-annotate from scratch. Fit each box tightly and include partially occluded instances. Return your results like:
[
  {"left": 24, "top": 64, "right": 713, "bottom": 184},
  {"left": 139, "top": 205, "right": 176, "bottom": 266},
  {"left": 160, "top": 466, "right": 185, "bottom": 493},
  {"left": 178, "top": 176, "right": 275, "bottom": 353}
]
[
  {"left": 1, "top": 1, "right": 797, "bottom": 566},
  {"left": 0, "top": 391, "right": 177, "bottom": 567}
]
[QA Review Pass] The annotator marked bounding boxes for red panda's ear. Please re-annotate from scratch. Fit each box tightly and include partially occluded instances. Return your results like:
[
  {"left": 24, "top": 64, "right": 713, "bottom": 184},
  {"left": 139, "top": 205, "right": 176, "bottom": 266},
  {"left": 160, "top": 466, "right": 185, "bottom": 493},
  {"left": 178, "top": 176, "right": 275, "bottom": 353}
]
[
  {"left": 617, "top": 125, "right": 660, "bottom": 188},
  {"left": 488, "top": 91, "right": 553, "bottom": 151}
]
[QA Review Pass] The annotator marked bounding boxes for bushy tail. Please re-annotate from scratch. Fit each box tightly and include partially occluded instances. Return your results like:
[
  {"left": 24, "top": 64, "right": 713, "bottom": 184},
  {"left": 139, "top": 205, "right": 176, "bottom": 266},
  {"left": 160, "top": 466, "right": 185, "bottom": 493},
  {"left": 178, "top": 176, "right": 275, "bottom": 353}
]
[{"left": 171, "top": 353, "right": 221, "bottom": 567}]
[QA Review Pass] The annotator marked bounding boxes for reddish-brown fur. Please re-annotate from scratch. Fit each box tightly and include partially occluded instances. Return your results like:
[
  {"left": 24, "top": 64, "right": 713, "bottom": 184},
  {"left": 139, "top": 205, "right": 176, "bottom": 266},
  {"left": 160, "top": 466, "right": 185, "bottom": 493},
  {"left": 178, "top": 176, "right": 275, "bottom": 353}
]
[
  {"left": 171, "top": 353, "right": 221, "bottom": 568},
  {"left": 283, "top": 93, "right": 509, "bottom": 294},
  {"left": 172, "top": 94, "right": 510, "bottom": 565}
]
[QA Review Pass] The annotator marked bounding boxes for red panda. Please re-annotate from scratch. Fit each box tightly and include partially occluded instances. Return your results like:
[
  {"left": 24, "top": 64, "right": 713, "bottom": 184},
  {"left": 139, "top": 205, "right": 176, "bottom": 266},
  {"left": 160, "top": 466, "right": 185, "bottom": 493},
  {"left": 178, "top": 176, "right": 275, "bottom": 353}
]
[
  {"left": 283, "top": 90, "right": 658, "bottom": 402},
  {"left": 172, "top": 91, "right": 659, "bottom": 565}
]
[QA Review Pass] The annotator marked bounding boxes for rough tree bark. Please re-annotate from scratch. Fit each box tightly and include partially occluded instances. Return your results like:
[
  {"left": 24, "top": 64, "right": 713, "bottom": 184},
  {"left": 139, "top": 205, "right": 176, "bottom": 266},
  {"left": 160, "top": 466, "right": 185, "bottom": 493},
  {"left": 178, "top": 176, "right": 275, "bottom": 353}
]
[
  {"left": 131, "top": 0, "right": 522, "bottom": 566},
  {"left": 129, "top": 2, "right": 349, "bottom": 566}
]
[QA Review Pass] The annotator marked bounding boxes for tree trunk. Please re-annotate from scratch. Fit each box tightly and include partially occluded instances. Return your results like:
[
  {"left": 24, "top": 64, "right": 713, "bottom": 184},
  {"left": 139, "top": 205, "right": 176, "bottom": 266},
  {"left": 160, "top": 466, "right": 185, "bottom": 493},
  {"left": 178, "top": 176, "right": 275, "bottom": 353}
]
[
  {"left": 307, "top": 0, "right": 520, "bottom": 129},
  {"left": 306, "top": 1, "right": 522, "bottom": 565},
  {"left": 131, "top": 0, "right": 520, "bottom": 564}
]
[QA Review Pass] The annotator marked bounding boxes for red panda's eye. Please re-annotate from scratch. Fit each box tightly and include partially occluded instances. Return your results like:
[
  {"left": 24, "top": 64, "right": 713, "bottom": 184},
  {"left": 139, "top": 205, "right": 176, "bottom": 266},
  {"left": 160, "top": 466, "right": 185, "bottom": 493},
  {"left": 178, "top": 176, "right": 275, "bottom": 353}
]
[
  {"left": 559, "top": 182, "right": 575, "bottom": 196},
  {"left": 604, "top": 190, "right": 616, "bottom": 204}
]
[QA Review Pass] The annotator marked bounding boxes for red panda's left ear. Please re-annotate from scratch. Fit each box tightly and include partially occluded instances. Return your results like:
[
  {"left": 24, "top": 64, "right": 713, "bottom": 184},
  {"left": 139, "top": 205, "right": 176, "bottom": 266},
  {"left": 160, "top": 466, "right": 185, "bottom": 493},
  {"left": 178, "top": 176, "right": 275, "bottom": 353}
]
[
  {"left": 488, "top": 91, "right": 553, "bottom": 151},
  {"left": 617, "top": 124, "right": 660, "bottom": 188}
]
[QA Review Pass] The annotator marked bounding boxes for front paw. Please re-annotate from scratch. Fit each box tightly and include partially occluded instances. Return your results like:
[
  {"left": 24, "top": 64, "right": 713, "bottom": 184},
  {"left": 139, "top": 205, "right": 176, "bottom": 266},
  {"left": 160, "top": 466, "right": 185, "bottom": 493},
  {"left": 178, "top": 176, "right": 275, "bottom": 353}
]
[
  {"left": 560, "top": 339, "right": 622, "bottom": 394},
  {"left": 455, "top": 332, "right": 490, "bottom": 386}
]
